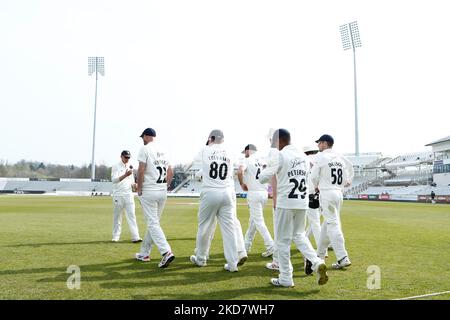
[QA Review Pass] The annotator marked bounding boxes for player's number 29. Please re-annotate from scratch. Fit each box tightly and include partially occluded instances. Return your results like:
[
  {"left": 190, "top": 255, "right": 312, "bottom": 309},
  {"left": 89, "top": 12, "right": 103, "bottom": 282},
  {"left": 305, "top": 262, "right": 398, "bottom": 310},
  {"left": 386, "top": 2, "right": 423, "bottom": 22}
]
[{"left": 288, "top": 178, "right": 307, "bottom": 199}]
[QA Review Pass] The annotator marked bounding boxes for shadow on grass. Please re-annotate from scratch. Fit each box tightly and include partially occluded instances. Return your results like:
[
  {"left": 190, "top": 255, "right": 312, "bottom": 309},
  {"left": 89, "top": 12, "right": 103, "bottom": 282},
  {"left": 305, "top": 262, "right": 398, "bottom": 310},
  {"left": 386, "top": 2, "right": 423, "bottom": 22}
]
[
  {"left": 4, "top": 240, "right": 127, "bottom": 248},
  {"left": 1, "top": 247, "right": 326, "bottom": 299},
  {"left": 129, "top": 287, "right": 321, "bottom": 300},
  {"left": 4, "top": 238, "right": 196, "bottom": 248}
]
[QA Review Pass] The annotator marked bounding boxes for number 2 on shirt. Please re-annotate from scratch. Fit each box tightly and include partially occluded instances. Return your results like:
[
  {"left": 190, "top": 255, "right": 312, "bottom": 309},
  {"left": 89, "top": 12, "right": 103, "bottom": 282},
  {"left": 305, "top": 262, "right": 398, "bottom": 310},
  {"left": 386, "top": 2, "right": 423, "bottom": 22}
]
[
  {"left": 156, "top": 166, "right": 167, "bottom": 183},
  {"left": 288, "top": 178, "right": 307, "bottom": 199}
]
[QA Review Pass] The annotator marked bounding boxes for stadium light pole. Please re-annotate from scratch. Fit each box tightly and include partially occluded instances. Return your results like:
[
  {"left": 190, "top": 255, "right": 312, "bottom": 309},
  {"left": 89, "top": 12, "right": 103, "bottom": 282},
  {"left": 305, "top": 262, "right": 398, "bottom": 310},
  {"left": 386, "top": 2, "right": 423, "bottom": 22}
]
[
  {"left": 340, "top": 21, "right": 362, "bottom": 157},
  {"left": 88, "top": 57, "right": 105, "bottom": 180}
]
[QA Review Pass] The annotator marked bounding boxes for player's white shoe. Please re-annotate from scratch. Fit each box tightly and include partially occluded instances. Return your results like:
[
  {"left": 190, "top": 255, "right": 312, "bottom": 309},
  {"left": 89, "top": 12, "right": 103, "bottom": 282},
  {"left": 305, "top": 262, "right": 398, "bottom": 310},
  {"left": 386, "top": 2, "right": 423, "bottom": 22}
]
[
  {"left": 194, "top": 248, "right": 209, "bottom": 260},
  {"left": 265, "top": 261, "right": 279, "bottom": 271},
  {"left": 158, "top": 251, "right": 175, "bottom": 268},
  {"left": 270, "top": 278, "right": 294, "bottom": 288},
  {"left": 224, "top": 264, "right": 238, "bottom": 272},
  {"left": 316, "top": 263, "right": 329, "bottom": 285},
  {"left": 190, "top": 255, "right": 207, "bottom": 267},
  {"left": 112, "top": 239, "right": 119, "bottom": 242},
  {"left": 135, "top": 253, "right": 150, "bottom": 262},
  {"left": 331, "top": 256, "right": 351, "bottom": 269},
  {"left": 261, "top": 247, "right": 274, "bottom": 258}
]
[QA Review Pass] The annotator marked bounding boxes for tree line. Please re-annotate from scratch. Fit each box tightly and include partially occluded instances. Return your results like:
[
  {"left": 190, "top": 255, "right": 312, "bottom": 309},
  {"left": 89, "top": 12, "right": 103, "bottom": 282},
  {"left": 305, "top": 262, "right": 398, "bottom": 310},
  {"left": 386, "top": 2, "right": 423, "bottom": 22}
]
[
  {"left": 0, "top": 160, "right": 111, "bottom": 180},
  {"left": 0, "top": 160, "right": 189, "bottom": 189}
]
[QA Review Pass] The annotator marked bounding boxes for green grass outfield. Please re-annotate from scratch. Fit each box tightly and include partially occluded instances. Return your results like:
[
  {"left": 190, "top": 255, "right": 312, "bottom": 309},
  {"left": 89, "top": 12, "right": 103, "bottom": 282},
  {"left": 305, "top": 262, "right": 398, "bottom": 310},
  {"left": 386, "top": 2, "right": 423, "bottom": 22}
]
[{"left": 0, "top": 196, "right": 449, "bottom": 300}]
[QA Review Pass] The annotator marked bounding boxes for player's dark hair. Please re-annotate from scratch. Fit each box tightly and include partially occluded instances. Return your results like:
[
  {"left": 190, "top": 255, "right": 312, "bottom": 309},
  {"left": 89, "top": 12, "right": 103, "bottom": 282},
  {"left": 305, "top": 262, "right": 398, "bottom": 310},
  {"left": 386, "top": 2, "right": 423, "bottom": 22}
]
[
  {"left": 278, "top": 128, "right": 291, "bottom": 144},
  {"left": 271, "top": 129, "right": 290, "bottom": 148}
]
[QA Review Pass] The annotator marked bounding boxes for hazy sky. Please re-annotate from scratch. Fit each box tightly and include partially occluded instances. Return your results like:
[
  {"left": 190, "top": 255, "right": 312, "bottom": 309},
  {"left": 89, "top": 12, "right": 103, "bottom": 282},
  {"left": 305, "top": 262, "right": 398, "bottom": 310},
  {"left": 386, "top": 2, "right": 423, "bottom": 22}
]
[{"left": 1, "top": 0, "right": 449, "bottom": 167}]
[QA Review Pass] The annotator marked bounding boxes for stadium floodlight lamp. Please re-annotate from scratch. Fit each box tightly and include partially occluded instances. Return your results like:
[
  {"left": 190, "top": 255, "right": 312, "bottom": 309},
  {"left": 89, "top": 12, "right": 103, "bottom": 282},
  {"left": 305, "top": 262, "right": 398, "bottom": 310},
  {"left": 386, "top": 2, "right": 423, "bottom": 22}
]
[
  {"left": 339, "top": 21, "right": 362, "bottom": 157},
  {"left": 88, "top": 57, "right": 105, "bottom": 180},
  {"left": 88, "top": 57, "right": 105, "bottom": 76},
  {"left": 339, "top": 24, "right": 352, "bottom": 50}
]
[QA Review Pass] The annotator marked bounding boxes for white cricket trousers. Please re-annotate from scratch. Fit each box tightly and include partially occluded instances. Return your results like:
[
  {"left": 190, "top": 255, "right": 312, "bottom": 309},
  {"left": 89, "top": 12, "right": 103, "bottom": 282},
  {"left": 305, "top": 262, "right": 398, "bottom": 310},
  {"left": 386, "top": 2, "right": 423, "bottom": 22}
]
[
  {"left": 305, "top": 207, "right": 321, "bottom": 246},
  {"left": 276, "top": 208, "right": 324, "bottom": 286},
  {"left": 232, "top": 196, "right": 247, "bottom": 257},
  {"left": 112, "top": 195, "right": 140, "bottom": 241},
  {"left": 194, "top": 189, "right": 238, "bottom": 268},
  {"left": 317, "top": 190, "right": 349, "bottom": 261},
  {"left": 272, "top": 207, "right": 279, "bottom": 264},
  {"left": 138, "top": 190, "right": 171, "bottom": 256},
  {"left": 196, "top": 208, "right": 245, "bottom": 259},
  {"left": 244, "top": 191, "right": 274, "bottom": 252}
]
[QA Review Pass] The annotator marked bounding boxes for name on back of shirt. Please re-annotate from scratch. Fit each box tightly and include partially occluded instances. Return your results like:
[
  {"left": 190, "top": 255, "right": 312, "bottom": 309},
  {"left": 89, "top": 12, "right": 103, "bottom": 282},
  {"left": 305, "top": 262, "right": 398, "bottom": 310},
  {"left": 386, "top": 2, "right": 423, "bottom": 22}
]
[
  {"left": 288, "top": 169, "right": 307, "bottom": 178},
  {"left": 154, "top": 159, "right": 168, "bottom": 166},
  {"left": 208, "top": 150, "right": 230, "bottom": 163},
  {"left": 328, "top": 161, "right": 343, "bottom": 168}
]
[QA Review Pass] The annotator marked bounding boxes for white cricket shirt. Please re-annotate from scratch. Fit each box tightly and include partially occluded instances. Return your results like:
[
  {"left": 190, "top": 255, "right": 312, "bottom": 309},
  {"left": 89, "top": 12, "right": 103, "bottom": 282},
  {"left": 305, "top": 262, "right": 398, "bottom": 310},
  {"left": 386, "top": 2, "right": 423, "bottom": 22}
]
[
  {"left": 137, "top": 143, "right": 170, "bottom": 192},
  {"left": 240, "top": 153, "right": 267, "bottom": 192},
  {"left": 310, "top": 149, "right": 354, "bottom": 192},
  {"left": 259, "top": 145, "right": 309, "bottom": 209},
  {"left": 195, "top": 143, "right": 235, "bottom": 189},
  {"left": 111, "top": 161, "right": 134, "bottom": 196}
]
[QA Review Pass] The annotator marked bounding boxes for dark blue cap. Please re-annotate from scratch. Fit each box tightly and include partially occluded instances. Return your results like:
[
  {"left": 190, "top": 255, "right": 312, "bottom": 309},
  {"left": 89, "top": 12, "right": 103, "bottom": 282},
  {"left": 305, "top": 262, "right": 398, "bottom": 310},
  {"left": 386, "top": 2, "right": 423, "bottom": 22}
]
[
  {"left": 315, "top": 134, "right": 334, "bottom": 145},
  {"left": 121, "top": 150, "right": 131, "bottom": 157},
  {"left": 140, "top": 128, "right": 156, "bottom": 138}
]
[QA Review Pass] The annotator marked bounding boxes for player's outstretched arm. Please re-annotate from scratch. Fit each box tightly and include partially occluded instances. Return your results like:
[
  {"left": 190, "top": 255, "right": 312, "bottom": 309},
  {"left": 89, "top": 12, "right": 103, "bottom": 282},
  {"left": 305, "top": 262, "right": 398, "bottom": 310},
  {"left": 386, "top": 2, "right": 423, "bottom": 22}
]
[{"left": 259, "top": 166, "right": 277, "bottom": 184}]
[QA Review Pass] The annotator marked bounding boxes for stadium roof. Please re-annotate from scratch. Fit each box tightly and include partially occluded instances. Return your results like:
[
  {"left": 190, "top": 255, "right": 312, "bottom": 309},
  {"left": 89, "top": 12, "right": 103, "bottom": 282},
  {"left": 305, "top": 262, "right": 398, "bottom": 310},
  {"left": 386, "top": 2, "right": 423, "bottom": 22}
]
[{"left": 425, "top": 136, "right": 450, "bottom": 146}]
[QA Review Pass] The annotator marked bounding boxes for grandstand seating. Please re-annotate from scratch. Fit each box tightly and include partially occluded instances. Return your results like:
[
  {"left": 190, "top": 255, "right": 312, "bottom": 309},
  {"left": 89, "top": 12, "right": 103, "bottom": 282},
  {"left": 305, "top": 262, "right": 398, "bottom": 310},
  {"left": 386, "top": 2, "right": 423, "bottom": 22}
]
[
  {"left": 385, "top": 152, "right": 433, "bottom": 168},
  {"left": 345, "top": 153, "right": 382, "bottom": 168},
  {"left": 419, "top": 186, "right": 450, "bottom": 196},
  {"left": 365, "top": 157, "right": 393, "bottom": 169},
  {"left": 0, "top": 179, "right": 8, "bottom": 190},
  {"left": 357, "top": 185, "right": 450, "bottom": 196}
]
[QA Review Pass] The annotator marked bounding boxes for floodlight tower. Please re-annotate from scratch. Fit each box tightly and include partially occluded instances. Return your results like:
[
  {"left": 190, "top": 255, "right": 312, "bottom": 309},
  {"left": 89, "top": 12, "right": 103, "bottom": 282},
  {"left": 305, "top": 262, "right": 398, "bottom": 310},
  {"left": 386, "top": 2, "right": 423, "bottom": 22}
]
[
  {"left": 340, "top": 21, "right": 362, "bottom": 156},
  {"left": 88, "top": 57, "right": 105, "bottom": 180}
]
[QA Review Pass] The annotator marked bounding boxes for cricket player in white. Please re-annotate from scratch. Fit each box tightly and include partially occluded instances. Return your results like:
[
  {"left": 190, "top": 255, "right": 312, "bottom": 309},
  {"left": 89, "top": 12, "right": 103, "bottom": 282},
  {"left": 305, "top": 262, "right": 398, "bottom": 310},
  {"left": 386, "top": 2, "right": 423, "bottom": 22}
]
[
  {"left": 111, "top": 150, "right": 142, "bottom": 243},
  {"left": 303, "top": 145, "right": 321, "bottom": 247},
  {"left": 310, "top": 134, "right": 354, "bottom": 269},
  {"left": 135, "top": 128, "right": 175, "bottom": 268},
  {"left": 259, "top": 129, "right": 328, "bottom": 287},
  {"left": 190, "top": 130, "right": 241, "bottom": 272},
  {"left": 237, "top": 144, "right": 274, "bottom": 257},
  {"left": 192, "top": 143, "right": 217, "bottom": 260}
]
